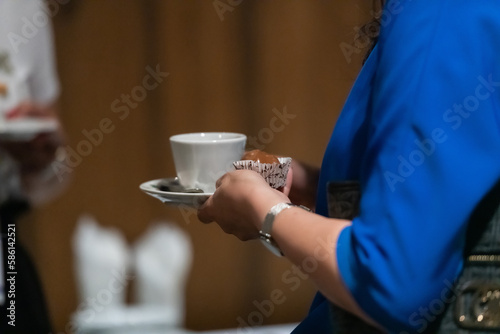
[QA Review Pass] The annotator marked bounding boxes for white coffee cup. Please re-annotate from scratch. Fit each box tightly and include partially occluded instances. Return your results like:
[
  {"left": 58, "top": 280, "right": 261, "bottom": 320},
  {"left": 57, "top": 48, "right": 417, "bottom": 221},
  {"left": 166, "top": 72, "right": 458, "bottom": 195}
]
[{"left": 169, "top": 132, "right": 247, "bottom": 193}]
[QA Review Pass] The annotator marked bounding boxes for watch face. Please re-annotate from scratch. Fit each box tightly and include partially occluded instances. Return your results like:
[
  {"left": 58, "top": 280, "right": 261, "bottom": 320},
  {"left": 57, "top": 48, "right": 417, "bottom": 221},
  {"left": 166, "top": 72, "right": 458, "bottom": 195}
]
[{"left": 260, "top": 237, "right": 283, "bottom": 257}]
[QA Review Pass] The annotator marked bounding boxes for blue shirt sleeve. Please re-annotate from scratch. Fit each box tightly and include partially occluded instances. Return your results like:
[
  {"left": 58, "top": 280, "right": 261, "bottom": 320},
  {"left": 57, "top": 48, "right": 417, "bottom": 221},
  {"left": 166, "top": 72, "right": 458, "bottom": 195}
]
[{"left": 336, "top": 0, "right": 500, "bottom": 332}]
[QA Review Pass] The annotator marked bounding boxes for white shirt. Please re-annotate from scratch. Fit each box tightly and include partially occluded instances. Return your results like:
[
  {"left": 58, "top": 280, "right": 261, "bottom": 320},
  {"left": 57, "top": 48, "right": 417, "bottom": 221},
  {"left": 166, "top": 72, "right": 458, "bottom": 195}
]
[{"left": 0, "top": 0, "right": 60, "bottom": 305}]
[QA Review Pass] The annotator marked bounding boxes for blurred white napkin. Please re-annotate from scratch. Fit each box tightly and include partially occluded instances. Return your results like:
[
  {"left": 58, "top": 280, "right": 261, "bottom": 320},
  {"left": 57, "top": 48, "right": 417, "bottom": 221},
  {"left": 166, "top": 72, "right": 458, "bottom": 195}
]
[
  {"left": 132, "top": 222, "right": 192, "bottom": 327},
  {"left": 71, "top": 215, "right": 192, "bottom": 333},
  {"left": 72, "top": 214, "right": 131, "bottom": 311}
]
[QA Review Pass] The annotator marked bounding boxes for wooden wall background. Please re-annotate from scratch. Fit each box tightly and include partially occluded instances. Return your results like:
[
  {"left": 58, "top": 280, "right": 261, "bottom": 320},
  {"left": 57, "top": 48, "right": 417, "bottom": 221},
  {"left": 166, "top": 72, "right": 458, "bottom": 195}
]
[{"left": 18, "top": 0, "right": 372, "bottom": 332}]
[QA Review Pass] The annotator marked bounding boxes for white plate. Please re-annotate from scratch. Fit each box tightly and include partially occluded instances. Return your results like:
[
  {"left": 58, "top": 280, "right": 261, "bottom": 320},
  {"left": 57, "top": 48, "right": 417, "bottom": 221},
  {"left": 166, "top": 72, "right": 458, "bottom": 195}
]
[
  {"left": 0, "top": 118, "right": 58, "bottom": 141},
  {"left": 140, "top": 178, "right": 213, "bottom": 208},
  {"left": 202, "top": 323, "right": 298, "bottom": 333},
  {"left": 72, "top": 306, "right": 195, "bottom": 334}
]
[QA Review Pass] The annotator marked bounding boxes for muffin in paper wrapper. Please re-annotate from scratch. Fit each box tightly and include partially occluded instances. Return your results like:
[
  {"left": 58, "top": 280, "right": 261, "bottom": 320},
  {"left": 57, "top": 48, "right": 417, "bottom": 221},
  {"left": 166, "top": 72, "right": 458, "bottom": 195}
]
[{"left": 233, "top": 157, "right": 291, "bottom": 189}]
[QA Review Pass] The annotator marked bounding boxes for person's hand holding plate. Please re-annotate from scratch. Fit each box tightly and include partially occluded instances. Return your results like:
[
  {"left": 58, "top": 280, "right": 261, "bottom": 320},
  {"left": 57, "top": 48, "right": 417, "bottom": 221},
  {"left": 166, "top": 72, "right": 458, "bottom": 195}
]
[{"left": 0, "top": 101, "right": 64, "bottom": 174}]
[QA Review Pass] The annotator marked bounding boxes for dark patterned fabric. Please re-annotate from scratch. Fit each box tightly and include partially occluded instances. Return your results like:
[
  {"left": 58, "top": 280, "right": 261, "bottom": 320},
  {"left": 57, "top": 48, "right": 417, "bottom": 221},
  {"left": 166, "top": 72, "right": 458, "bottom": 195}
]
[
  {"left": 435, "top": 181, "right": 500, "bottom": 334},
  {"left": 326, "top": 181, "right": 361, "bottom": 220},
  {"left": 326, "top": 181, "right": 500, "bottom": 334}
]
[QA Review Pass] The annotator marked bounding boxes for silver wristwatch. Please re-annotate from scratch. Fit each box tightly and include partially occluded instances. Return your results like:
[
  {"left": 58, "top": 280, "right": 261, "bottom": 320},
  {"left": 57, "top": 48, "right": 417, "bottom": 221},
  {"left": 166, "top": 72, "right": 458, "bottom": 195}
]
[{"left": 259, "top": 202, "right": 312, "bottom": 256}]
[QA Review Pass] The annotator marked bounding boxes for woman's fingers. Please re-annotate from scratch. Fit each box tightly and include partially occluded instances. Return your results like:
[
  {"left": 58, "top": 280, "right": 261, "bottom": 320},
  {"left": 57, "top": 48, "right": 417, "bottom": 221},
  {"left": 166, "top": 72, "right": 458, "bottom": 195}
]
[
  {"left": 197, "top": 196, "right": 214, "bottom": 224},
  {"left": 197, "top": 173, "right": 227, "bottom": 223},
  {"left": 282, "top": 165, "right": 293, "bottom": 196}
]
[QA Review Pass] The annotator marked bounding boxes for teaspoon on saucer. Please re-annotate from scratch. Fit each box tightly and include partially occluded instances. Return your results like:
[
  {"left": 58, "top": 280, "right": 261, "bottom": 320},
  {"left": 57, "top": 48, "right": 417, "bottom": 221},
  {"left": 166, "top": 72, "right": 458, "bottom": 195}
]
[{"left": 157, "top": 178, "right": 204, "bottom": 193}]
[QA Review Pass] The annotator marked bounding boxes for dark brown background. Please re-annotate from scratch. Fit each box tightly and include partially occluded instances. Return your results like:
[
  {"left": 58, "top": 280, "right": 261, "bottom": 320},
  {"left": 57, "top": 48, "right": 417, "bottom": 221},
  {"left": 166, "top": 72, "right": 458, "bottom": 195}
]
[{"left": 18, "top": 0, "right": 372, "bottom": 332}]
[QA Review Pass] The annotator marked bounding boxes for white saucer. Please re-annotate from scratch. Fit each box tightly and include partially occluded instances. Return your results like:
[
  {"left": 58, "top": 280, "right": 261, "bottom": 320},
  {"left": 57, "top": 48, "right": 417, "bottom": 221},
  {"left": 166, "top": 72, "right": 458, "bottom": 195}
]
[
  {"left": 140, "top": 178, "right": 213, "bottom": 208},
  {"left": 0, "top": 118, "right": 59, "bottom": 141}
]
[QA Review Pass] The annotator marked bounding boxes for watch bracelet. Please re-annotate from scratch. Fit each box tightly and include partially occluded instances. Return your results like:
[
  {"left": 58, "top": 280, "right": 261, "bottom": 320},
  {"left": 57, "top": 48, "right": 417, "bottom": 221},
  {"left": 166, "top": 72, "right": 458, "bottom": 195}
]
[{"left": 259, "top": 202, "right": 312, "bottom": 256}]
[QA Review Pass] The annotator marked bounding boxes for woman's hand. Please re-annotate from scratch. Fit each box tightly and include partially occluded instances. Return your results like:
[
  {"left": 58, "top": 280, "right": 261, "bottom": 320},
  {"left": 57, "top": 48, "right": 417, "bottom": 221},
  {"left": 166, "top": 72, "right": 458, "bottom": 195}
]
[
  {"left": 197, "top": 169, "right": 290, "bottom": 241},
  {"left": 0, "top": 101, "right": 69, "bottom": 205},
  {"left": 284, "top": 159, "right": 320, "bottom": 210}
]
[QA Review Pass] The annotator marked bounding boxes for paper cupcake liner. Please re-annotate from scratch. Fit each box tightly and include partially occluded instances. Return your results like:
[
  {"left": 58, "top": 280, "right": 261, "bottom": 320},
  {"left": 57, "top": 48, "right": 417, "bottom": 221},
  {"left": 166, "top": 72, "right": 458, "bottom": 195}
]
[{"left": 233, "top": 157, "right": 291, "bottom": 189}]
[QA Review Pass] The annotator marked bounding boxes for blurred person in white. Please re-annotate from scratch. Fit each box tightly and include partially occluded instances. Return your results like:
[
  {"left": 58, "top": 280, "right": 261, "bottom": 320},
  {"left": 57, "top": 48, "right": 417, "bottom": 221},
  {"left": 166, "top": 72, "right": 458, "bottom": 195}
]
[{"left": 0, "top": 0, "right": 68, "bottom": 332}]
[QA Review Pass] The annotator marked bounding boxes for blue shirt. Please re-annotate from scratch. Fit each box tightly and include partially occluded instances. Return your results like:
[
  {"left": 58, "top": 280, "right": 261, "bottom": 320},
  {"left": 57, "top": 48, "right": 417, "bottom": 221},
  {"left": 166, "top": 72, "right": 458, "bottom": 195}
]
[{"left": 293, "top": 0, "right": 500, "bottom": 333}]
